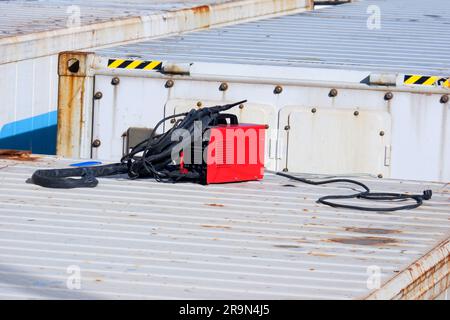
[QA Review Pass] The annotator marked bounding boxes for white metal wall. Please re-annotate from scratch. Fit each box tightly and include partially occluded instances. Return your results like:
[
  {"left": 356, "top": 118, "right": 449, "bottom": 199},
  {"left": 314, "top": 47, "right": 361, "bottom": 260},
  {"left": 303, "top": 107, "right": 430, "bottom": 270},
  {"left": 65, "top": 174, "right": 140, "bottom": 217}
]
[
  {"left": 87, "top": 72, "right": 450, "bottom": 182},
  {"left": 0, "top": 56, "right": 59, "bottom": 154},
  {"left": 0, "top": 57, "right": 54, "bottom": 131},
  {"left": 0, "top": 0, "right": 312, "bottom": 154}
]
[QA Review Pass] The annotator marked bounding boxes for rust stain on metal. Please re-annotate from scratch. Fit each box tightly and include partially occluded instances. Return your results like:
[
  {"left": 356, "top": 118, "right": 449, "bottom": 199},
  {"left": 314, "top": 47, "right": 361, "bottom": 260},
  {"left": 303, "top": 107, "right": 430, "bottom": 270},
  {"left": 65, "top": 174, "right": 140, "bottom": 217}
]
[
  {"left": 308, "top": 251, "right": 336, "bottom": 257},
  {"left": 205, "top": 203, "right": 225, "bottom": 207},
  {"left": 365, "top": 239, "right": 450, "bottom": 300},
  {"left": 0, "top": 150, "right": 39, "bottom": 161},
  {"left": 192, "top": 5, "right": 210, "bottom": 15},
  {"left": 57, "top": 52, "right": 91, "bottom": 157},
  {"left": 201, "top": 224, "right": 231, "bottom": 229},
  {"left": 328, "top": 236, "right": 398, "bottom": 246},
  {"left": 344, "top": 227, "right": 401, "bottom": 235},
  {"left": 399, "top": 246, "right": 450, "bottom": 299},
  {"left": 184, "top": 4, "right": 211, "bottom": 28}
]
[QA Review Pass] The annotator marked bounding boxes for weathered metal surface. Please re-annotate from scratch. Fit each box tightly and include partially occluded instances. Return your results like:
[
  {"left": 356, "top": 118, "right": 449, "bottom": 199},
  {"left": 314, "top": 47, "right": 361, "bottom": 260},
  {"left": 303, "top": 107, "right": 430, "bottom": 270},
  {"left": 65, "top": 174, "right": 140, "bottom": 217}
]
[
  {"left": 65, "top": 70, "right": 449, "bottom": 181},
  {"left": 82, "top": 0, "right": 450, "bottom": 182},
  {"left": 0, "top": 0, "right": 313, "bottom": 155},
  {"left": 57, "top": 52, "right": 95, "bottom": 159},
  {"left": 365, "top": 239, "right": 450, "bottom": 299},
  {"left": 0, "top": 0, "right": 313, "bottom": 65},
  {"left": 95, "top": 0, "right": 450, "bottom": 76},
  {"left": 0, "top": 150, "right": 38, "bottom": 162},
  {"left": 0, "top": 157, "right": 448, "bottom": 299}
]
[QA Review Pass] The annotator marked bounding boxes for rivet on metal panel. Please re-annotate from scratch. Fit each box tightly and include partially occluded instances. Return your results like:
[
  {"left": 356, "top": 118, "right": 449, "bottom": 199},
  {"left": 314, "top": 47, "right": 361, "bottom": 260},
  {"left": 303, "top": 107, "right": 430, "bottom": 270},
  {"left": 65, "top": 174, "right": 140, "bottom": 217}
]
[
  {"left": 165, "top": 80, "right": 174, "bottom": 88},
  {"left": 92, "top": 139, "right": 101, "bottom": 148},
  {"left": 328, "top": 88, "right": 338, "bottom": 97},
  {"left": 354, "top": 110, "right": 359, "bottom": 116},
  {"left": 284, "top": 125, "right": 290, "bottom": 130},
  {"left": 274, "top": 85, "right": 283, "bottom": 94},
  {"left": 311, "top": 108, "right": 317, "bottom": 113},
  {"left": 111, "top": 77, "right": 120, "bottom": 85},
  {"left": 239, "top": 104, "right": 244, "bottom": 109},
  {"left": 379, "top": 131, "right": 385, "bottom": 136},
  {"left": 94, "top": 92, "right": 103, "bottom": 100},
  {"left": 440, "top": 95, "right": 449, "bottom": 104},
  {"left": 378, "top": 174, "right": 383, "bottom": 178},
  {"left": 196, "top": 101, "right": 203, "bottom": 108},
  {"left": 219, "top": 82, "right": 228, "bottom": 91},
  {"left": 67, "top": 58, "right": 80, "bottom": 73},
  {"left": 282, "top": 168, "right": 288, "bottom": 172},
  {"left": 384, "top": 92, "right": 394, "bottom": 101},
  {"left": 170, "top": 118, "right": 177, "bottom": 124}
]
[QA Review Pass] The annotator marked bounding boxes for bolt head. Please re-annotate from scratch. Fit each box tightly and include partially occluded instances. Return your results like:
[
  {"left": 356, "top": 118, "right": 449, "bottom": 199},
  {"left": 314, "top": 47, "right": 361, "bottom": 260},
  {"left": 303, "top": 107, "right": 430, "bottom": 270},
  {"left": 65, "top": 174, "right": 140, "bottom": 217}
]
[
  {"left": 170, "top": 118, "right": 176, "bottom": 124},
  {"left": 165, "top": 79, "right": 174, "bottom": 88},
  {"left": 379, "top": 131, "right": 385, "bottom": 136},
  {"left": 111, "top": 77, "right": 120, "bottom": 85},
  {"left": 239, "top": 104, "right": 244, "bottom": 109},
  {"left": 284, "top": 125, "right": 290, "bottom": 130},
  {"left": 282, "top": 168, "right": 288, "bottom": 172},
  {"left": 311, "top": 108, "right": 317, "bottom": 113},
  {"left": 329, "top": 88, "right": 338, "bottom": 97},
  {"left": 377, "top": 174, "right": 383, "bottom": 179},
  {"left": 384, "top": 92, "right": 394, "bottom": 100},
  {"left": 219, "top": 82, "right": 228, "bottom": 91},
  {"left": 440, "top": 94, "right": 449, "bottom": 104},
  {"left": 92, "top": 139, "right": 101, "bottom": 148},
  {"left": 196, "top": 101, "right": 203, "bottom": 108},
  {"left": 274, "top": 85, "right": 283, "bottom": 94},
  {"left": 94, "top": 92, "right": 103, "bottom": 100},
  {"left": 354, "top": 110, "right": 359, "bottom": 116}
]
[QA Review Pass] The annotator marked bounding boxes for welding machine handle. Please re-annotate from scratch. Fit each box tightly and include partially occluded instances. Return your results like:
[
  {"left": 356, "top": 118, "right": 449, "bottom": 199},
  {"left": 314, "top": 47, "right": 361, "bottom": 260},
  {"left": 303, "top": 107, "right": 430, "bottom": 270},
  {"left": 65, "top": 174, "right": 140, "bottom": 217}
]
[{"left": 211, "top": 113, "right": 239, "bottom": 126}]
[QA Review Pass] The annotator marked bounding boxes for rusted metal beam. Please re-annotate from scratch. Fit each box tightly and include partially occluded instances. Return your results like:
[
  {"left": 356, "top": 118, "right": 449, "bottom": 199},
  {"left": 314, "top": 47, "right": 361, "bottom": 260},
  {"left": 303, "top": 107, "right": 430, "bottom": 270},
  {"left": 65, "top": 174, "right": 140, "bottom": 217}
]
[
  {"left": 365, "top": 238, "right": 450, "bottom": 300},
  {"left": 57, "top": 52, "right": 95, "bottom": 158}
]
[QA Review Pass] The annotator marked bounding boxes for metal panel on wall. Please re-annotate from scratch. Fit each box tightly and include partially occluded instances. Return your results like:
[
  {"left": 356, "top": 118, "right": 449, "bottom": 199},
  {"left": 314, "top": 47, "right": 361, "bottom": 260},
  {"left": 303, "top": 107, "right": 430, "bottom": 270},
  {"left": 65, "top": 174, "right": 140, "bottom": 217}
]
[{"left": 279, "top": 106, "right": 391, "bottom": 177}]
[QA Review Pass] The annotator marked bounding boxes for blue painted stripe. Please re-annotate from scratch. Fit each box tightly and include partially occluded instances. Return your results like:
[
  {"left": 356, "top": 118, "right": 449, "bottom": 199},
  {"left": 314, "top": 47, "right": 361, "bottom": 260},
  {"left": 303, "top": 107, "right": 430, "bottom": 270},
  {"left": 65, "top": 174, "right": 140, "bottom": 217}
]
[
  {"left": 70, "top": 161, "right": 103, "bottom": 167},
  {"left": 0, "top": 111, "right": 57, "bottom": 138},
  {"left": 0, "top": 111, "right": 58, "bottom": 155}
]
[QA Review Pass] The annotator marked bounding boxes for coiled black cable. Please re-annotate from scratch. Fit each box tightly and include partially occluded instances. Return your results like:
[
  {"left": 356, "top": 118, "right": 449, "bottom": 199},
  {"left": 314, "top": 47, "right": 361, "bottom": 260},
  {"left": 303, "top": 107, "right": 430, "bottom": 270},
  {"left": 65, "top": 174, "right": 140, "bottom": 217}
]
[
  {"left": 30, "top": 100, "right": 247, "bottom": 188},
  {"left": 276, "top": 171, "right": 432, "bottom": 212}
]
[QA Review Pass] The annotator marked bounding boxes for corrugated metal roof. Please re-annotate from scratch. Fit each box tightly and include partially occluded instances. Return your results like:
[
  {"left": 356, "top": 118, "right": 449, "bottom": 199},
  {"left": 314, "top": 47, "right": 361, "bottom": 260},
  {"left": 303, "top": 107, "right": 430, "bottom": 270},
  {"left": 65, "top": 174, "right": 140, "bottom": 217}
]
[
  {"left": 0, "top": 0, "right": 228, "bottom": 38},
  {"left": 0, "top": 156, "right": 448, "bottom": 299},
  {"left": 96, "top": 0, "right": 450, "bottom": 75}
]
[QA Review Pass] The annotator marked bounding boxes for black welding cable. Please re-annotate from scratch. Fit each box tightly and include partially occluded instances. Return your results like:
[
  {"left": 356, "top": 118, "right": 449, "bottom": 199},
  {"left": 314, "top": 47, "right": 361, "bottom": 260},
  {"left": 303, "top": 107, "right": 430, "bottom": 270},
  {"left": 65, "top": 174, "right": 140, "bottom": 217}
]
[
  {"left": 275, "top": 171, "right": 432, "bottom": 212},
  {"left": 30, "top": 163, "right": 128, "bottom": 188}
]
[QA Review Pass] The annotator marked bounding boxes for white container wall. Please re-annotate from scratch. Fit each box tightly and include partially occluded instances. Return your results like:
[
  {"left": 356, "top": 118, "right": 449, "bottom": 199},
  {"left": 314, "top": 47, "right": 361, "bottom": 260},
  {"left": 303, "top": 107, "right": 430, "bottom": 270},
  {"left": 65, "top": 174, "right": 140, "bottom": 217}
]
[
  {"left": 57, "top": 0, "right": 450, "bottom": 182},
  {"left": 0, "top": 0, "right": 313, "bottom": 154}
]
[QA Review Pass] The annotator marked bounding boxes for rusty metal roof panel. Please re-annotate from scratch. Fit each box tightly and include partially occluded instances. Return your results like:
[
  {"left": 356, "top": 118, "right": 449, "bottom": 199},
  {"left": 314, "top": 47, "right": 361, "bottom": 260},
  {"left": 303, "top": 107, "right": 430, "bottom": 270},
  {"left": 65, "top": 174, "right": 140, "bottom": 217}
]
[
  {"left": 95, "top": 0, "right": 450, "bottom": 75},
  {"left": 0, "top": 0, "right": 220, "bottom": 39},
  {"left": 0, "top": 156, "right": 448, "bottom": 299},
  {"left": 0, "top": 0, "right": 313, "bottom": 64}
]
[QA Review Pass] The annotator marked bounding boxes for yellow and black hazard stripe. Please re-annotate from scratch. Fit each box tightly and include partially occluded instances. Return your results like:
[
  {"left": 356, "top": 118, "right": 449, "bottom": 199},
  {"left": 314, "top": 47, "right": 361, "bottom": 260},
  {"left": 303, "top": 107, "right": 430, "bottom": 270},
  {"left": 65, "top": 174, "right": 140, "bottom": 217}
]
[
  {"left": 107, "top": 59, "right": 162, "bottom": 71},
  {"left": 404, "top": 74, "right": 449, "bottom": 87}
]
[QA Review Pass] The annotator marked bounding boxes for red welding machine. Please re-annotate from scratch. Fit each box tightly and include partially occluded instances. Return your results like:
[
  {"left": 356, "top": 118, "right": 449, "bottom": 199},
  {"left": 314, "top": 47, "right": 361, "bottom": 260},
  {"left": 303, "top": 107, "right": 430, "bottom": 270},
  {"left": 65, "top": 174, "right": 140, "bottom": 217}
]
[{"left": 181, "top": 122, "right": 266, "bottom": 185}]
